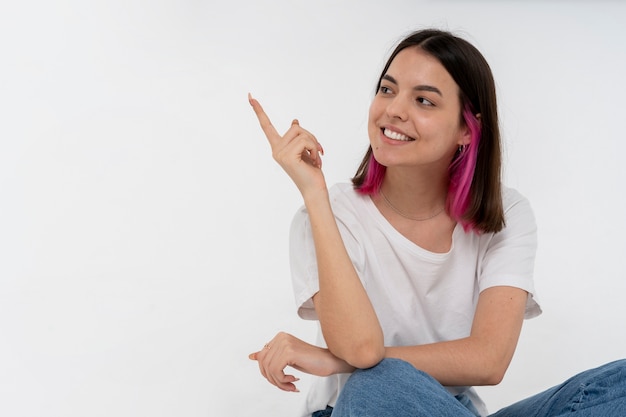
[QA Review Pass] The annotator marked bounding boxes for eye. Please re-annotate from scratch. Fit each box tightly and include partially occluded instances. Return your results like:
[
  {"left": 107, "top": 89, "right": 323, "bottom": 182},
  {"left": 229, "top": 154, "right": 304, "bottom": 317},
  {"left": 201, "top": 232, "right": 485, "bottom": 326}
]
[
  {"left": 417, "top": 97, "right": 435, "bottom": 106},
  {"left": 378, "top": 85, "right": 393, "bottom": 95}
]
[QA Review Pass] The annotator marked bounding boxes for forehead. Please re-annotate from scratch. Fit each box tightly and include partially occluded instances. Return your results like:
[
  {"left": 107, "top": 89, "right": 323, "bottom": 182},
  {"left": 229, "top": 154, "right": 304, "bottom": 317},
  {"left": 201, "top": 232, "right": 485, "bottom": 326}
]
[{"left": 385, "top": 47, "right": 459, "bottom": 95}]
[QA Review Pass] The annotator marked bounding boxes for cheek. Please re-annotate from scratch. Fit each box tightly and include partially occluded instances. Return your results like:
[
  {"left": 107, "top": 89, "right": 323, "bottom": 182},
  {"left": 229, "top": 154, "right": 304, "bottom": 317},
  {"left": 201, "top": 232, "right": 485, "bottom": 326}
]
[
  {"left": 367, "top": 104, "right": 381, "bottom": 139},
  {"left": 367, "top": 123, "right": 379, "bottom": 148},
  {"left": 367, "top": 105, "right": 376, "bottom": 126},
  {"left": 368, "top": 97, "right": 386, "bottom": 120}
]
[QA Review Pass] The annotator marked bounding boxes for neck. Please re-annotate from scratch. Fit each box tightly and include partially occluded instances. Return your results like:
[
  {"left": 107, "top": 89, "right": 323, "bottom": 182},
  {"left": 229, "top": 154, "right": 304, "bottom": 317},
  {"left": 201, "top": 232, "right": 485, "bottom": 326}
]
[
  {"left": 380, "top": 189, "right": 445, "bottom": 221},
  {"left": 381, "top": 168, "right": 448, "bottom": 213}
]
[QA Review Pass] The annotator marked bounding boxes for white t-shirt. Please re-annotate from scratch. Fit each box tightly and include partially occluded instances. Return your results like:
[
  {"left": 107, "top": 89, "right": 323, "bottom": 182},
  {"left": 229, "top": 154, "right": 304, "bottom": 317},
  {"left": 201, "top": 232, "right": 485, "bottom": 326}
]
[{"left": 289, "top": 182, "right": 542, "bottom": 417}]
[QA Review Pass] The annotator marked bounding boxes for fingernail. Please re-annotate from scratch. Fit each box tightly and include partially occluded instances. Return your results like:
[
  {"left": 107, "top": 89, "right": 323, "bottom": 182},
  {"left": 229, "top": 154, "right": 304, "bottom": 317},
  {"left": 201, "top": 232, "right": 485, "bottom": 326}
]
[
  {"left": 292, "top": 119, "right": 299, "bottom": 125},
  {"left": 248, "top": 353, "right": 257, "bottom": 360}
]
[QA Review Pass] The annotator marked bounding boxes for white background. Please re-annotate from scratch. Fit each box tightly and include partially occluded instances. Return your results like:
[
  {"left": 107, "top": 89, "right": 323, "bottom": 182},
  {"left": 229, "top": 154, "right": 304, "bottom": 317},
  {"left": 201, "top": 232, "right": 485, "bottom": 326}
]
[{"left": 1, "top": 1, "right": 625, "bottom": 416}]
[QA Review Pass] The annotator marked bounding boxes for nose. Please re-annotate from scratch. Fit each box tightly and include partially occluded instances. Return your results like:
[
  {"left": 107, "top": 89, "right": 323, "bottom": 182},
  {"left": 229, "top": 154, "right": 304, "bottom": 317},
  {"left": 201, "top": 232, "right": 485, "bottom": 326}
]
[{"left": 385, "top": 95, "right": 409, "bottom": 121}]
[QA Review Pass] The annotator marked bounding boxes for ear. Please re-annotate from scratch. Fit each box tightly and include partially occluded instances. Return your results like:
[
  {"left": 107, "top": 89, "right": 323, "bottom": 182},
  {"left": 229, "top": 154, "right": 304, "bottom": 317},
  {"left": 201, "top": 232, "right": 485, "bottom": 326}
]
[
  {"left": 458, "top": 126, "right": 471, "bottom": 146},
  {"left": 458, "top": 112, "right": 481, "bottom": 146}
]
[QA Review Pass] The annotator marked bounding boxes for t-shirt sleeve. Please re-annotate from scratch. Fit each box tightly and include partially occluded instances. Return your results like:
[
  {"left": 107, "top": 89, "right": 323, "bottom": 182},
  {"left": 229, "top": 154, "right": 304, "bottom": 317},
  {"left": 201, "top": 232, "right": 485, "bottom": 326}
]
[{"left": 478, "top": 189, "right": 542, "bottom": 319}]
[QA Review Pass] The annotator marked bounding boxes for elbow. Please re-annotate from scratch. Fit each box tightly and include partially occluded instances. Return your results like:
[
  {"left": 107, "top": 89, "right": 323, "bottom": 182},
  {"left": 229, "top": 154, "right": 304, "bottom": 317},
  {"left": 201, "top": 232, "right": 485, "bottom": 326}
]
[
  {"left": 340, "top": 341, "right": 386, "bottom": 369},
  {"left": 478, "top": 362, "right": 509, "bottom": 386},
  {"left": 473, "top": 340, "right": 515, "bottom": 386},
  {"left": 481, "top": 369, "right": 505, "bottom": 386}
]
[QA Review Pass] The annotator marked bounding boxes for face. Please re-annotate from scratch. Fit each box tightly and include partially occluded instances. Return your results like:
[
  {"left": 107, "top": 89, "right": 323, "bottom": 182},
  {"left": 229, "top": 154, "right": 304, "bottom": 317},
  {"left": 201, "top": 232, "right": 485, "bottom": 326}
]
[{"left": 368, "top": 47, "right": 470, "bottom": 171}]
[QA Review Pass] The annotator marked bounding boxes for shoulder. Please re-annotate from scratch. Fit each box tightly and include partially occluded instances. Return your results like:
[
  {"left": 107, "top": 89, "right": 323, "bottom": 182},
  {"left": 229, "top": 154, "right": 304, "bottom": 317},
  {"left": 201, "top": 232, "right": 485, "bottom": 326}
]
[
  {"left": 501, "top": 186, "right": 536, "bottom": 226},
  {"left": 502, "top": 186, "right": 528, "bottom": 209},
  {"left": 328, "top": 182, "right": 360, "bottom": 203},
  {"left": 476, "top": 185, "right": 537, "bottom": 251},
  {"left": 470, "top": 186, "right": 536, "bottom": 250}
]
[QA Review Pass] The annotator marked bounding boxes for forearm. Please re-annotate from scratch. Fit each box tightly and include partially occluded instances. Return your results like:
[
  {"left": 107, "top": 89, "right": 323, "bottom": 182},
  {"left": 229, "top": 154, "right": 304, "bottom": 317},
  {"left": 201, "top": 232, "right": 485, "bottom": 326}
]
[
  {"left": 303, "top": 189, "right": 385, "bottom": 369},
  {"left": 307, "top": 346, "right": 356, "bottom": 376},
  {"left": 385, "top": 337, "right": 511, "bottom": 387}
]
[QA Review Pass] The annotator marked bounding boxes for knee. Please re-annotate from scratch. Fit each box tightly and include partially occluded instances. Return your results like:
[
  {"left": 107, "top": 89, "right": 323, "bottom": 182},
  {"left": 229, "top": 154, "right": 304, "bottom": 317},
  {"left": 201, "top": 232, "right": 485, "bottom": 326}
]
[
  {"left": 598, "top": 359, "right": 626, "bottom": 385},
  {"left": 564, "top": 358, "right": 626, "bottom": 398},
  {"left": 334, "top": 359, "right": 469, "bottom": 417},
  {"left": 565, "top": 359, "right": 626, "bottom": 411},
  {"left": 607, "top": 358, "right": 626, "bottom": 372},
  {"left": 343, "top": 358, "right": 439, "bottom": 395},
  {"left": 348, "top": 358, "right": 428, "bottom": 386},
  {"left": 586, "top": 359, "right": 626, "bottom": 381},
  {"left": 360, "top": 358, "right": 416, "bottom": 376}
]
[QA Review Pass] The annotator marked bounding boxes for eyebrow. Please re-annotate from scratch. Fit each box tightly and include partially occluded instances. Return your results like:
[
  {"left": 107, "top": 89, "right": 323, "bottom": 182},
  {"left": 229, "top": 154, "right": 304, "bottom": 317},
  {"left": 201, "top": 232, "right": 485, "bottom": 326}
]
[{"left": 382, "top": 74, "right": 443, "bottom": 96}]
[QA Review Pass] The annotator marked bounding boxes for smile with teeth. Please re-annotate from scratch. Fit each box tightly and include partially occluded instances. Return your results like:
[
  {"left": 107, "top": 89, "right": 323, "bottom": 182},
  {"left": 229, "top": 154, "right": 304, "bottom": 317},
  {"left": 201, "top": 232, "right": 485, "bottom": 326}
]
[{"left": 383, "top": 128, "right": 414, "bottom": 142}]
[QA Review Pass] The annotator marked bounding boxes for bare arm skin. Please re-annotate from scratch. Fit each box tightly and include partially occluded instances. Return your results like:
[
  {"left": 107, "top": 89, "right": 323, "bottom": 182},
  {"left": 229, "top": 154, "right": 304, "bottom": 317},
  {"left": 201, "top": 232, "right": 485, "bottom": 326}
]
[{"left": 249, "top": 332, "right": 355, "bottom": 392}]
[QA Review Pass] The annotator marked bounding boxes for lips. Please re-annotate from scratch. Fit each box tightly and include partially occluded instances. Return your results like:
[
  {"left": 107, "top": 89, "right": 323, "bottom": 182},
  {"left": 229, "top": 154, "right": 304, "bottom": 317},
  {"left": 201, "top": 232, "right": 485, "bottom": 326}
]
[{"left": 382, "top": 127, "right": 415, "bottom": 142}]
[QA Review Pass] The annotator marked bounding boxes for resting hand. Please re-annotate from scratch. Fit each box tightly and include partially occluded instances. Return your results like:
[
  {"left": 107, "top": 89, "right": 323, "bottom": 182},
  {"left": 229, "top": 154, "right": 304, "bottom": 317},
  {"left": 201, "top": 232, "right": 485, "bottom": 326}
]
[
  {"left": 248, "top": 94, "right": 326, "bottom": 198},
  {"left": 249, "top": 332, "right": 354, "bottom": 392}
]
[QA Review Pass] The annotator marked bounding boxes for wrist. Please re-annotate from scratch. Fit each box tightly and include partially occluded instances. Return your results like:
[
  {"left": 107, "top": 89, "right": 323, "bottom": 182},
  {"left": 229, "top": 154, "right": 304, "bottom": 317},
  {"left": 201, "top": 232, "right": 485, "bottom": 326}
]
[
  {"left": 323, "top": 347, "right": 356, "bottom": 375},
  {"left": 302, "top": 188, "right": 332, "bottom": 217},
  {"left": 302, "top": 187, "right": 330, "bottom": 211}
]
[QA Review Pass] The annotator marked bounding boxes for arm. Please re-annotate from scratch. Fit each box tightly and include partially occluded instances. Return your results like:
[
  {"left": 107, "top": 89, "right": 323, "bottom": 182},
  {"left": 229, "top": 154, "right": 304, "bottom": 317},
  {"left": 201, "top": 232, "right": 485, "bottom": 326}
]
[
  {"left": 251, "top": 286, "right": 525, "bottom": 392},
  {"left": 386, "top": 285, "right": 528, "bottom": 386},
  {"left": 249, "top": 332, "right": 355, "bottom": 392},
  {"left": 306, "top": 193, "right": 385, "bottom": 368},
  {"left": 249, "top": 95, "right": 384, "bottom": 369},
  {"left": 250, "top": 285, "right": 525, "bottom": 392}
]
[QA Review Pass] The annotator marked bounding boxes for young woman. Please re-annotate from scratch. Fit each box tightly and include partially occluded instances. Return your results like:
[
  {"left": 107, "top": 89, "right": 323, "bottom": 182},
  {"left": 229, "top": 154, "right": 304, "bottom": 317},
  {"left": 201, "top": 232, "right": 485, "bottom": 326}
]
[{"left": 248, "top": 29, "right": 626, "bottom": 417}]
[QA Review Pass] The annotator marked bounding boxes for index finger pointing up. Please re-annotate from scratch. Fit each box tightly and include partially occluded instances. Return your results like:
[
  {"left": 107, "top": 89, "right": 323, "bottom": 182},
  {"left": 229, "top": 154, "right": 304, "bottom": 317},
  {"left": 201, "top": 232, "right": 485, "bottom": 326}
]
[{"left": 248, "top": 93, "right": 281, "bottom": 145}]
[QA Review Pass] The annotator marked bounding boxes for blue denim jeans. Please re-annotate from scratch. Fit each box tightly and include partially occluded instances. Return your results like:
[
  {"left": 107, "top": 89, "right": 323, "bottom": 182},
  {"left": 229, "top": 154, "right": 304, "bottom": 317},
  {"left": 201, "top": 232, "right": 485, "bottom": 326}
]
[
  {"left": 489, "top": 358, "right": 626, "bottom": 416},
  {"left": 314, "top": 357, "right": 626, "bottom": 417}
]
